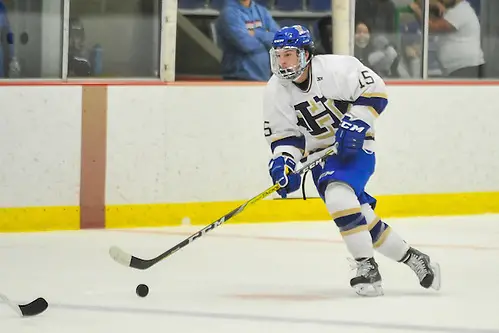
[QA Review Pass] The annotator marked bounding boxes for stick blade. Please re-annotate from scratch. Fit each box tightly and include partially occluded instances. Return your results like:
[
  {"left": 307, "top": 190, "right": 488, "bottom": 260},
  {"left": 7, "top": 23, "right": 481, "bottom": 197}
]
[
  {"left": 109, "top": 246, "right": 133, "bottom": 267},
  {"left": 19, "top": 298, "right": 48, "bottom": 317},
  {"left": 109, "top": 245, "right": 156, "bottom": 270}
]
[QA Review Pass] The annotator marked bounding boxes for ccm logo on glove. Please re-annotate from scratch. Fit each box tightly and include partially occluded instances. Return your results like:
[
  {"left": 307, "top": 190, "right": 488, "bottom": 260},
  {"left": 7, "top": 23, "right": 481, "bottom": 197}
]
[
  {"left": 335, "top": 117, "right": 370, "bottom": 163},
  {"left": 339, "top": 120, "right": 367, "bottom": 133}
]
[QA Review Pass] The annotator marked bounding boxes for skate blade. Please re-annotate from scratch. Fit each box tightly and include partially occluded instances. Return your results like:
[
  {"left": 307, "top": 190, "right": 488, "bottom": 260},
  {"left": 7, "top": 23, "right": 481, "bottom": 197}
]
[
  {"left": 353, "top": 281, "right": 384, "bottom": 297},
  {"left": 430, "top": 262, "right": 441, "bottom": 291}
]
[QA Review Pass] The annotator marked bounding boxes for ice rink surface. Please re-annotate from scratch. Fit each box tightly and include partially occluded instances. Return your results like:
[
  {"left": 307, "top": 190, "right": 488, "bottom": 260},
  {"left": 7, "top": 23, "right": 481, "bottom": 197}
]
[{"left": 1, "top": 214, "right": 499, "bottom": 333}]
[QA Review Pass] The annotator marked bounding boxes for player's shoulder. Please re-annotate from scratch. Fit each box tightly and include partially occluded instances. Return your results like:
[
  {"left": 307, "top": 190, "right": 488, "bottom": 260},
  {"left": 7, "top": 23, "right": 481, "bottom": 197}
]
[
  {"left": 312, "top": 54, "right": 363, "bottom": 65},
  {"left": 312, "top": 54, "right": 364, "bottom": 74}
]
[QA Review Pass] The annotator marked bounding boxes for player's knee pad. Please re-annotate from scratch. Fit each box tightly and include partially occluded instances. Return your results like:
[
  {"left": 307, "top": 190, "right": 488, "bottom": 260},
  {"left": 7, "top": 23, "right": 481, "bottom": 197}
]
[
  {"left": 361, "top": 203, "right": 391, "bottom": 247},
  {"left": 325, "top": 182, "right": 367, "bottom": 236}
]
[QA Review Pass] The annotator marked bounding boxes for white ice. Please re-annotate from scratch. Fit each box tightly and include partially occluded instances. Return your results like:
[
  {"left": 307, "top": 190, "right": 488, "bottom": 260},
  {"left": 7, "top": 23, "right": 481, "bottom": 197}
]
[{"left": 1, "top": 214, "right": 499, "bottom": 333}]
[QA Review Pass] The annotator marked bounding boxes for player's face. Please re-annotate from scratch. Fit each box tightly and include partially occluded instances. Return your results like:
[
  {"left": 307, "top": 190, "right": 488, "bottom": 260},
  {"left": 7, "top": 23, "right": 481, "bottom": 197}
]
[
  {"left": 275, "top": 49, "right": 300, "bottom": 69},
  {"left": 270, "top": 46, "right": 308, "bottom": 80}
]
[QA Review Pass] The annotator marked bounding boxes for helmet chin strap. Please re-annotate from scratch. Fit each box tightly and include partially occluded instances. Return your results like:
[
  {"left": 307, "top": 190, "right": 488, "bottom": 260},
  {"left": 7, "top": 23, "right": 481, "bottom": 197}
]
[{"left": 292, "top": 59, "right": 311, "bottom": 82}]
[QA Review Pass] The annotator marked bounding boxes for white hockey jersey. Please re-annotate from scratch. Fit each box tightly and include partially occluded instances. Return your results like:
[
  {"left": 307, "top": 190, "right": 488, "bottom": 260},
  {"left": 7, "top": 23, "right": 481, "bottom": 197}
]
[{"left": 263, "top": 54, "right": 388, "bottom": 161}]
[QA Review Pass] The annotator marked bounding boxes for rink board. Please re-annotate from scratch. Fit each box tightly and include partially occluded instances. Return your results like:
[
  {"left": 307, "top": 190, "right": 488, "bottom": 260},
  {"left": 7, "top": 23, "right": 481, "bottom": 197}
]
[
  {"left": 2, "top": 82, "right": 499, "bottom": 232},
  {"left": 1, "top": 191, "right": 499, "bottom": 232}
]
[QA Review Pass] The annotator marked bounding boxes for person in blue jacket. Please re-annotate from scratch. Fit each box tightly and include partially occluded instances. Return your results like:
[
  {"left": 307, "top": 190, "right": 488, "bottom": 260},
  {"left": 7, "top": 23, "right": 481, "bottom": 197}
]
[
  {"left": 215, "top": 0, "right": 280, "bottom": 81},
  {"left": 0, "top": 0, "right": 19, "bottom": 77}
]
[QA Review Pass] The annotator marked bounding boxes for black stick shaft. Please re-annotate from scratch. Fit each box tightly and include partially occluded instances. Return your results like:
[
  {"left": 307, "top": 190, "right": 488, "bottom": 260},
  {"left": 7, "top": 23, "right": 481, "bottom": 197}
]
[{"left": 114, "top": 146, "right": 337, "bottom": 270}]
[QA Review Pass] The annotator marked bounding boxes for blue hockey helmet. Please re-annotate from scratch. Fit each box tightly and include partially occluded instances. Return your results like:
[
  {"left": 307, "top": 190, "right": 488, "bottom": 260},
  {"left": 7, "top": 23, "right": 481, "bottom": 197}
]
[{"left": 270, "top": 25, "right": 315, "bottom": 81}]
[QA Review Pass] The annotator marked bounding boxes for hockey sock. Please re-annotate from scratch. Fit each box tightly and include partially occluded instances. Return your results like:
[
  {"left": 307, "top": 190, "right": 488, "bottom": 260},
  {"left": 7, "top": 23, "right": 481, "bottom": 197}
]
[
  {"left": 325, "top": 183, "right": 373, "bottom": 259},
  {"left": 335, "top": 212, "right": 374, "bottom": 259},
  {"left": 361, "top": 203, "right": 410, "bottom": 261}
]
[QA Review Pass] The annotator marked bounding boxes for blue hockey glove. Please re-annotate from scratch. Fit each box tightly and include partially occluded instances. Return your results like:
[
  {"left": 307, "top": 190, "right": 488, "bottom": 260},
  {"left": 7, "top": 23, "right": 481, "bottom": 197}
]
[
  {"left": 335, "top": 117, "right": 370, "bottom": 162},
  {"left": 268, "top": 154, "right": 301, "bottom": 198}
]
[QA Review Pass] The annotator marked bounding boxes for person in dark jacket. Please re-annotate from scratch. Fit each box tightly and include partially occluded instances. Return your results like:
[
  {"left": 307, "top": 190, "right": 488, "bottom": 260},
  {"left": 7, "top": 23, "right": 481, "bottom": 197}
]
[
  {"left": 355, "top": 0, "right": 397, "bottom": 35},
  {"left": 315, "top": 15, "right": 333, "bottom": 54}
]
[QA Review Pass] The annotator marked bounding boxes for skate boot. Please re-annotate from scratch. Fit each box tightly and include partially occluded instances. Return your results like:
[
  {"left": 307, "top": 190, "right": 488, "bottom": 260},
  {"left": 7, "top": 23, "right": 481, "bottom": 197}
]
[
  {"left": 349, "top": 257, "right": 384, "bottom": 297},
  {"left": 401, "top": 247, "right": 441, "bottom": 290}
]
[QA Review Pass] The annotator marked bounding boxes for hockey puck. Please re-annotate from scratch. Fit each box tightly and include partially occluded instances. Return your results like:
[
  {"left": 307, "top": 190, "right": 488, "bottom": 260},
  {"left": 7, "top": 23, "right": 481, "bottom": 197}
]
[{"left": 136, "top": 284, "right": 149, "bottom": 297}]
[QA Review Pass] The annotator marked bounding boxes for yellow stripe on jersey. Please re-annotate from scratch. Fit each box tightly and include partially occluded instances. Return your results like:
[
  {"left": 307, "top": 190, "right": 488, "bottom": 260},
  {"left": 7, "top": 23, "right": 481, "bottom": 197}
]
[
  {"left": 361, "top": 92, "right": 388, "bottom": 99},
  {"left": 367, "top": 106, "right": 380, "bottom": 118},
  {"left": 354, "top": 95, "right": 388, "bottom": 116}
]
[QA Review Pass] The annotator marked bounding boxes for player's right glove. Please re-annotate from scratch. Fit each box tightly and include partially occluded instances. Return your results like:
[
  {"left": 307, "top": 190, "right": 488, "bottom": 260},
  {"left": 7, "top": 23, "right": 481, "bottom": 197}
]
[{"left": 268, "top": 154, "right": 301, "bottom": 198}]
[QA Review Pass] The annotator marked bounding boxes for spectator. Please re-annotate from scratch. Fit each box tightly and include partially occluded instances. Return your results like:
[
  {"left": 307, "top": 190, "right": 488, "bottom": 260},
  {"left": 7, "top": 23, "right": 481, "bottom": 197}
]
[
  {"left": 68, "top": 17, "right": 92, "bottom": 77},
  {"left": 215, "top": 0, "right": 280, "bottom": 81},
  {"left": 397, "top": 20, "right": 443, "bottom": 78},
  {"left": 354, "top": 21, "right": 399, "bottom": 78},
  {"left": 315, "top": 16, "right": 332, "bottom": 54},
  {"left": 397, "top": 21, "right": 423, "bottom": 78},
  {"left": 410, "top": 0, "right": 484, "bottom": 78},
  {"left": 0, "top": 0, "right": 20, "bottom": 77},
  {"left": 355, "top": 0, "right": 397, "bottom": 36}
]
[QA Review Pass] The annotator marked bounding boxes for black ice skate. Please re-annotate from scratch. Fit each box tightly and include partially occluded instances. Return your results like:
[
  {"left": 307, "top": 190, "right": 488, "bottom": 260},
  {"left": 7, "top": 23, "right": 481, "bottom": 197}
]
[
  {"left": 401, "top": 247, "right": 441, "bottom": 290},
  {"left": 349, "top": 257, "right": 384, "bottom": 297}
]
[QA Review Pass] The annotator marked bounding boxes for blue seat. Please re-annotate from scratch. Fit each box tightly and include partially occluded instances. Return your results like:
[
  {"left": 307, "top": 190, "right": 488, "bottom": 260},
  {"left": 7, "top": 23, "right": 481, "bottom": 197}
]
[
  {"left": 308, "top": 0, "right": 331, "bottom": 12},
  {"left": 178, "top": 0, "right": 207, "bottom": 9},
  {"left": 274, "top": 0, "right": 303, "bottom": 11}
]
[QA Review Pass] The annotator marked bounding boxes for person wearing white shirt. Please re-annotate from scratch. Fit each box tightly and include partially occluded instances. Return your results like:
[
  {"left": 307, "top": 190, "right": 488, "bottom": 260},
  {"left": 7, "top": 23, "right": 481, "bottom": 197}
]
[{"left": 410, "top": 0, "right": 484, "bottom": 78}]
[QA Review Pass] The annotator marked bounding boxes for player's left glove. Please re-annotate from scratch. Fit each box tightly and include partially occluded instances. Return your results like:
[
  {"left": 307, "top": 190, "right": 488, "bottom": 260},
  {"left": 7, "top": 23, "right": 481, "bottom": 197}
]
[
  {"left": 335, "top": 116, "right": 370, "bottom": 162},
  {"left": 268, "top": 154, "right": 301, "bottom": 198}
]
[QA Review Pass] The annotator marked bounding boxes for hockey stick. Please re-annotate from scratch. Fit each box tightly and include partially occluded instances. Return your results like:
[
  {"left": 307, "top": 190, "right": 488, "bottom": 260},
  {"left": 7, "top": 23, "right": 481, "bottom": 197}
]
[
  {"left": 109, "top": 145, "right": 337, "bottom": 270},
  {"left": 0, "top": 293, "right": 48, "bottom": 317}
]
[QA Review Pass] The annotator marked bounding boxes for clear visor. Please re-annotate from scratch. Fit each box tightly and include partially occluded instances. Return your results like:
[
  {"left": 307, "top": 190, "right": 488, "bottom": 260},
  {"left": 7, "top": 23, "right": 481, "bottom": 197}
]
[{"left": 270, "top": 47, "right": 308, "bottom": 81}]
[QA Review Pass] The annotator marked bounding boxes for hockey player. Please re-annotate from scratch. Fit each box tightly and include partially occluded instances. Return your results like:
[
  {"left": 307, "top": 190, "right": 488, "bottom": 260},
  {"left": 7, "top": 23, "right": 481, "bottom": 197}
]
[{"left": 264, "top": 25, "right": 441, "bottom": 296}]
